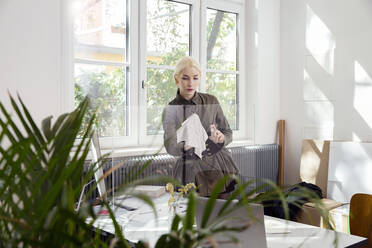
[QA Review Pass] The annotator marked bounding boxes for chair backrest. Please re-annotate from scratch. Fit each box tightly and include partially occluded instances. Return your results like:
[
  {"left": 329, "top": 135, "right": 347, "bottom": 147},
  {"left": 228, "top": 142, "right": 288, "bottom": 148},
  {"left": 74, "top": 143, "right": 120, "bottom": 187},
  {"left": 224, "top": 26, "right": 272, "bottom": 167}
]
[
  {"left": 350, "top": 193, "right": 372, "bottom": 247},
  {"left": 196, "top": 197, "right": 267, "bottom": 248}
]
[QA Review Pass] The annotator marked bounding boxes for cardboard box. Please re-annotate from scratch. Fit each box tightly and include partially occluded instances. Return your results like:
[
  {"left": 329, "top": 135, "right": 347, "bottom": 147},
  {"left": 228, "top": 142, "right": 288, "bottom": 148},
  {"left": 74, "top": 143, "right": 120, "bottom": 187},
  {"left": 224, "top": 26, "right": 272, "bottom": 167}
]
[
  {"left": 297, "top": 198, "right": 343, "bottom": 227},
  {"left": 327, "top": 204, "right": 350, "bottom": 233}
]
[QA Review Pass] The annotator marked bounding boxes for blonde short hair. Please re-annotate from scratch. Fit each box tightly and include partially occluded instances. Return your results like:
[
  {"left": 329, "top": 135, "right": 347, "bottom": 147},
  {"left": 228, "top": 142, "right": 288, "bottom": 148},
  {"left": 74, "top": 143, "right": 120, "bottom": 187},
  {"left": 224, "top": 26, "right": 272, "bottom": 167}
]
[{"left": 174, "top": 56, "right": 201, "bottom": 80}]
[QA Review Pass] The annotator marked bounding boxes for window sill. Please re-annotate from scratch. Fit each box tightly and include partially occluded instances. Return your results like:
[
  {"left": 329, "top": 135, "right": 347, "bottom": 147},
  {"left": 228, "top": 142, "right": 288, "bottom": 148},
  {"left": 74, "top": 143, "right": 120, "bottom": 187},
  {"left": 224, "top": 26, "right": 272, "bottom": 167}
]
[
  {"left": 227, "top": 139, "right": 255, "bottom": 148},
  {"left": 100, "top": 139, "right": 255, "bottom": 158},
  {"left": 101, "top": 146, "right": 167, "bottom": 158}
]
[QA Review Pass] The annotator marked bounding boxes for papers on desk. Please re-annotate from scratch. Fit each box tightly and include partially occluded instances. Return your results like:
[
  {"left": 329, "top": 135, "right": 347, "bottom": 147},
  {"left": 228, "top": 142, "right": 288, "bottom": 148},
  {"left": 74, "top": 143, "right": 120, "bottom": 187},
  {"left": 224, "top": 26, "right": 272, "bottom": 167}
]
[
  {"left": 113, "top": 197, "right": 146, "bottom": 211},
  {"left": 115, "top": 185, "right": 166, "bottom": 199},
  {"left": 265, "top": 218, "right": 291, "bottom": 234},
  {"left": 265, "top": 228, "right": 291, "bottom": 234},
  {"left": 131, "top": 185, "right": 166, "bottom": 198}
]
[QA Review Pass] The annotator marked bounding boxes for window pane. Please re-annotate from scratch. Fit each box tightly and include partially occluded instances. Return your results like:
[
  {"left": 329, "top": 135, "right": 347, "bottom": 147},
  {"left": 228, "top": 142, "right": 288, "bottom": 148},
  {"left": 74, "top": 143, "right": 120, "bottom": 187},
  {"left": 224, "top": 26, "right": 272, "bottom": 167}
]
[
  {"left": 206, "top": 9, "right": 237, "bottom": 71},
  {"left": 206, "top": 72, "right": 237, "bottom": 130},
  {"left": 74, "top": 63, "right": 127, "bottom": 137},
  {"left": 146, "top": 68, "right": 177, "bottom": 135},
  {"left": 146, "top": 0, "right": 190, "bottom": 66},
  {"left": 146, "top": 0, "right": 191, "bottom": 136},
  {"left": 74, "top": 0, "right": 127, "bottom": 63}
]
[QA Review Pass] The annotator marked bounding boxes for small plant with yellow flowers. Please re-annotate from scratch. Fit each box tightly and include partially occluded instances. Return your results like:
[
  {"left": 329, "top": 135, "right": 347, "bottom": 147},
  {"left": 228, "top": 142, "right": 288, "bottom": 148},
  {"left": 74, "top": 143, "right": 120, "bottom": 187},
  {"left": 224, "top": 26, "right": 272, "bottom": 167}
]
[{"left": 166, "top": 182, "right": 196, "bottom": 217}]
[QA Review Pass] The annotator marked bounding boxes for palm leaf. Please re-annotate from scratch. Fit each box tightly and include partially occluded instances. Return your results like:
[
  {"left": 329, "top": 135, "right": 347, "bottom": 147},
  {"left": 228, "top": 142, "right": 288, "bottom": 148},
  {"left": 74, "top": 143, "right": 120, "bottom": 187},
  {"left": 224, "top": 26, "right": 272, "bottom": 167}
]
[{"left": 0, "top": 95, "right": 99, "bottom": 247}]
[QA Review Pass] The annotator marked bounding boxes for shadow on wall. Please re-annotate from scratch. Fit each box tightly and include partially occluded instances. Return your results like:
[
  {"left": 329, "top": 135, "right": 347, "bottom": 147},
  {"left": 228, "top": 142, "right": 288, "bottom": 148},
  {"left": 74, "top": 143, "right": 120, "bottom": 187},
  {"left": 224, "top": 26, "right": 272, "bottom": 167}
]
[{"left": 302, "top": 1, "right": 372, "bottom": 147}]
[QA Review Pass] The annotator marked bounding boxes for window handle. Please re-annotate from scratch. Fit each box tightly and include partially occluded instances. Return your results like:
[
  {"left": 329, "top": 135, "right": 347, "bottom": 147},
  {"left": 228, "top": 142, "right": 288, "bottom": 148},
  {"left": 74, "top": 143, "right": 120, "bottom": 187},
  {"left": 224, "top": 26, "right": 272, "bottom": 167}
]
[{"left": 142, "top": 80, "right": 145, "bottom": 89}]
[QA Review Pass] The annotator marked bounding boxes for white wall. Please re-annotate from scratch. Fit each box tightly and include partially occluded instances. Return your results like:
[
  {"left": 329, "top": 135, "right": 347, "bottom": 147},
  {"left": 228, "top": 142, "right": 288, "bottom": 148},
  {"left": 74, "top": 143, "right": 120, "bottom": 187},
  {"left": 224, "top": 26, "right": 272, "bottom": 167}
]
[
  {"left": 281, "top": 0, "right": 372, "bottom": 184},
  {"left": 0, "top": 0, "right": 62, "bottom": 126},
  {"left": 246, "top": 0, "right": 281, "bottom": 144}
]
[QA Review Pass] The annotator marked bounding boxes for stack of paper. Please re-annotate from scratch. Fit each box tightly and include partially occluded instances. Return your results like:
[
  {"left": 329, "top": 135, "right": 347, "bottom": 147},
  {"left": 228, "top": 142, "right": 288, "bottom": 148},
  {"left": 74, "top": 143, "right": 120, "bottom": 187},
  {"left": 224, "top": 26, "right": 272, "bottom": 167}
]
[{"left": 131, "top": 185, "right": 166, "bottom": 198}]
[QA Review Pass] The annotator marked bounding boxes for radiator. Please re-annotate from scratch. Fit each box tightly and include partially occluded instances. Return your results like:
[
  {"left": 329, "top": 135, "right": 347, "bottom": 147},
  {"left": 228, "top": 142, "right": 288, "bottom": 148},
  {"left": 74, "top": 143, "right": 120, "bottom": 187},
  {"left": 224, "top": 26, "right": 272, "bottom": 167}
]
[
  {"left": 84, "top": 154, "right": 176, "bottom": 199},
  {"left": 86, "top": 144, "right": 279, "bottom": 198},
  {"left": 108, "top": 154, "right": 177, "bottom": 189},
  {"left": 230, "top": 144, "right": 279, "bottom": 192}
]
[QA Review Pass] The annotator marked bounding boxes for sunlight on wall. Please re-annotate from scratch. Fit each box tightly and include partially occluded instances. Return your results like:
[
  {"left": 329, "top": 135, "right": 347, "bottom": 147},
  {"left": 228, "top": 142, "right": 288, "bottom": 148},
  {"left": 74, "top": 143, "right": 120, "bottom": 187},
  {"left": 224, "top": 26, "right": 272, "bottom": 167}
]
[
  {"left": 352, "top": 132, "right": 362, "bottom": 142},
  {"left": 303, "top": 69, "right": 328, "bottom": 101},
  {"left": 303, "top": 5, "right": 335, "bottom": 140},
  {"left": 303, "top": 127, "right": 333, "bottom": 140},
  {"left": 328, "top": 141, "right": 372, "bottom": 202},
  {"left": 304, "top": 101, "right": 334, "bottom": 127},
  {"left": 254, "top": 32, "right": 259, "bottom": 47},
  {"left": 353, "top": 61, "right": 372, "bottom": 129},
  {"left": 306, "top": 5, "right": 335, "bottom": 75},
  {"left": 303, "top": 70, "right": 334, "bottom": 140}
]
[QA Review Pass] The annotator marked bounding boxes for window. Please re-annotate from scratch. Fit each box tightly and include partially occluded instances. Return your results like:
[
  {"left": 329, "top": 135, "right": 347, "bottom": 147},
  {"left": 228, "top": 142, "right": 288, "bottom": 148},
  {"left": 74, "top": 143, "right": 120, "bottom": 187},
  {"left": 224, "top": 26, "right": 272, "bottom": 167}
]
[
  {"left": 71, "top": 0, "right": 245, "bottom": 148},
  {"left": 73, "top": 0, "right": 129, "bottom": 139},
  {"left": 145, "top": 0, "right": 191, "bottom": 135},
  {"left": 205, "top": 8, "right": 239, "bottom": 130}
]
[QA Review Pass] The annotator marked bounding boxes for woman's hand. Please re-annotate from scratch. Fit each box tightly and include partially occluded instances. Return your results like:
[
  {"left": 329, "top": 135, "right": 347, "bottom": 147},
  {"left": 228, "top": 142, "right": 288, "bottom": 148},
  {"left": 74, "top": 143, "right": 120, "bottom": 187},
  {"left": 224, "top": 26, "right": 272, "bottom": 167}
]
[
  {"left": 184, "top": 144, "right": 193, "bottom": 151},
  {"left": 210, "top": 124, "right": 224, "bottom": 144}
]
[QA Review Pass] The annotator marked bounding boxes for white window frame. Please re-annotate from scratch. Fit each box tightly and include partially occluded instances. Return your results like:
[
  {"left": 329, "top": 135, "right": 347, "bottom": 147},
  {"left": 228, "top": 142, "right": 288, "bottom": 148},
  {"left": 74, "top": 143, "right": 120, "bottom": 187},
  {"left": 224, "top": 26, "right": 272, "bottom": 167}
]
[
  {"left": 100, "top": 0, "right": 141, "bottom": 148},
  {"left": 200, "top": 0, "right": 246, "bottom": 140},
  {"left": 64, "top": 0, "right": 247, "bottom": 149},
  {"left": 66, "top": 0, "right": 139, "bottom": 149}
]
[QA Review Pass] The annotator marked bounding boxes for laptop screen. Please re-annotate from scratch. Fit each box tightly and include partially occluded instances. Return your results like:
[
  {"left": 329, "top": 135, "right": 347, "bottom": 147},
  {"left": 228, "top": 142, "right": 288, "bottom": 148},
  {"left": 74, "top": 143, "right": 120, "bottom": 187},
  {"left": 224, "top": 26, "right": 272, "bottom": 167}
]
[
  {"left": 196, "top": 197, "right": 267, "bottom": 248},
  {"left": 90, "top": 129, "right": 107, "bottom": 200}
]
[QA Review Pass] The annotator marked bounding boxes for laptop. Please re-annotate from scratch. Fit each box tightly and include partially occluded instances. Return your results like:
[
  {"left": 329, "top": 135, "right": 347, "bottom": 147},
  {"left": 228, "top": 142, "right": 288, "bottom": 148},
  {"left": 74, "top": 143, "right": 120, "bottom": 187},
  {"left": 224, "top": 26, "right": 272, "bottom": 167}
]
[
  {"left": 196, "top": 197, "right": 267, "bottom": 248},
  {"left": 89, "top": 129, "right": 161, "bottom": 211},
  {"left": 90, "top": 128, "right": 107, "bottom": 200}
]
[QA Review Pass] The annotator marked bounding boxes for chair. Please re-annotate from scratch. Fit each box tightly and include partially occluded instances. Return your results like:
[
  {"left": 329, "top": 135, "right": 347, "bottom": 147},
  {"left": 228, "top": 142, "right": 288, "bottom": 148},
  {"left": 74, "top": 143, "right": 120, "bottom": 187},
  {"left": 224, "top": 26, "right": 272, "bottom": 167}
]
[{"left": 350, "top": 193, "right": 372, "bottom": 247}]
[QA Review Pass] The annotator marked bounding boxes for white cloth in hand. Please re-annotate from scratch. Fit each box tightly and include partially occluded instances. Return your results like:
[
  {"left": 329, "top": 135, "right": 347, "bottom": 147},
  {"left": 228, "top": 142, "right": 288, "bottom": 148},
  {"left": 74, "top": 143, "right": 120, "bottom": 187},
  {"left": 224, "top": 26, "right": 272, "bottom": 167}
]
[{"left": 176, "top": 113, "right": 208, "bottom": 159}]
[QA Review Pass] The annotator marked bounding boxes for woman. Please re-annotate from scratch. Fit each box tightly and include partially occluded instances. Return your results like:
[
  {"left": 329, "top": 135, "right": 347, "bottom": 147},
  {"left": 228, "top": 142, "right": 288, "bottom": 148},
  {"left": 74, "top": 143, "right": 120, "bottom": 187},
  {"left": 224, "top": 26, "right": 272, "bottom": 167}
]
[{"left": 163, "top": 56, "right": 239, "bottom": 198}]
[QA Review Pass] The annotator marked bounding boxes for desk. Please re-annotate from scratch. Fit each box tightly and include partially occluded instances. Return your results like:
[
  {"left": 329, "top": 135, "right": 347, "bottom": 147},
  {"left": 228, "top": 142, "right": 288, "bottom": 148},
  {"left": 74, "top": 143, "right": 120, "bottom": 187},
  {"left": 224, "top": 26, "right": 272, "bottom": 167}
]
[
  {"left": 265, "top": 216, "right": 366, "bottom": 248},
  {"left": 88, "top": 194, "right": 367, "bottom": 248}
]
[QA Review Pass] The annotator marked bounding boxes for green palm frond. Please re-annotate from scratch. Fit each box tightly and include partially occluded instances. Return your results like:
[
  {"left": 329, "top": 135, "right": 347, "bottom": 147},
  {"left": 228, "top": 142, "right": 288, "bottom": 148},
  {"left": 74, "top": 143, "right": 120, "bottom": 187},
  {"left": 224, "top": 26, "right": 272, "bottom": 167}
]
[{"left": 0, "top": 94, "right": 102, "bottom": 247}]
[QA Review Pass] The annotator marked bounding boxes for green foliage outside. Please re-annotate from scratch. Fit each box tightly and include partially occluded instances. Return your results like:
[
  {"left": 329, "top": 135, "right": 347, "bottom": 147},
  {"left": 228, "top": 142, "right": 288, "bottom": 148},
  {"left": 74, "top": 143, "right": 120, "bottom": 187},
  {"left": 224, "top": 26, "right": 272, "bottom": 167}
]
[
  {"left": 146, "top": 0, "right": 189, "bottom": 134},
  {"left": 75, "top": 65, "right": 126, "bottom": 137},
  {"left": 206, "top": 10, "right": 238, "bottom": 130},
  {"left": 147, "top": 68, "right": 178, "bottom": 135},
  {"left": 206, "top": 73, "right": 237, "bottom": 129}
]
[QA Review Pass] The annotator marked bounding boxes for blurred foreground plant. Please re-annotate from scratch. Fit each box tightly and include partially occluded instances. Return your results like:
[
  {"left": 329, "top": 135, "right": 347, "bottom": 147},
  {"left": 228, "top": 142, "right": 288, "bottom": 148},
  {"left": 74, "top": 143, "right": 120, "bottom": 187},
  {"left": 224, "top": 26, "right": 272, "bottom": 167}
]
[
  {"left": 155, "top": 176, "right": 335, "bottom": 248},
  {"left": 0, "top": 94, "right": 334, "bottom": 248},
  {"left": 0, "top": 94, "right": 106, "bottom": 247}
]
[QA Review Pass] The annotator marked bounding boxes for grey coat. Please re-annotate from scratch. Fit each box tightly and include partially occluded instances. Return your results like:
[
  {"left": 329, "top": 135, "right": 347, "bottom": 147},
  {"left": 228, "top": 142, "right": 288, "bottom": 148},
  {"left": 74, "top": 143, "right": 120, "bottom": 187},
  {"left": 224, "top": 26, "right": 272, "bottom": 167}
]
[{"left": 162, "top": 91, "right": 239, "bottom": 196}]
